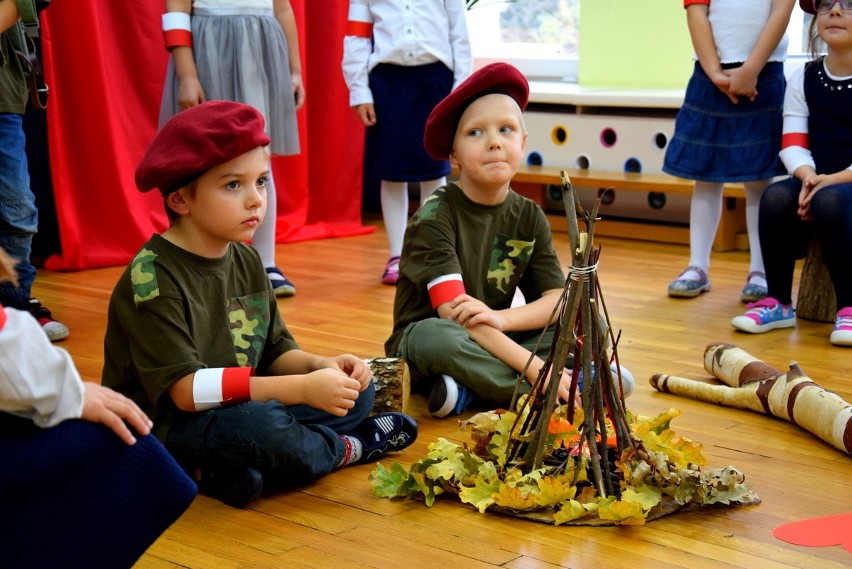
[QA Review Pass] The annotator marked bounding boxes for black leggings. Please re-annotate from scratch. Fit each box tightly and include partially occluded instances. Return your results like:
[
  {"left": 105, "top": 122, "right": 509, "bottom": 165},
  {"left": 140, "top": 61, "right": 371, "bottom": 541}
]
[{"left": 759, "top": 177, "right": 852, "bottom": 309}]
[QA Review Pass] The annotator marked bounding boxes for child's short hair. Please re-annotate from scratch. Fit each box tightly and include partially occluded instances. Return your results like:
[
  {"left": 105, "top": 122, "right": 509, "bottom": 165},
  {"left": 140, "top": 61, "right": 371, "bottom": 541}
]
[
  {"left": 135, "top": 100, "right": 271, "bottom": 195},
  {"left": 423, "top": 62, "right": 529, "bottom": 160}
]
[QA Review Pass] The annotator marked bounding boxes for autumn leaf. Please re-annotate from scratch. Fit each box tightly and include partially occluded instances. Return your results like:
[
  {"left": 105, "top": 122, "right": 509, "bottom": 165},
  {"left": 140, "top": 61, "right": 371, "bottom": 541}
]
[
  {"left": 553, "top": 500, "right": 597, "bottom": 525},
  {"left": 492, "top": 483, "right": 539, "bottom": 511},
  {"left": 369, "top": 462, "right": 411, "bottom": 498},
  {"left": 535, "top": 474, "right": 577, "bottom": 507},
  {"left": 596, "top": 496, "right": 647, "bottom": 525},
  {"left": 459, "top": 477, "right": 502, "bottom": 513},
  {"left": 619, "top": 484, "right": 662, "bottom": 511}
]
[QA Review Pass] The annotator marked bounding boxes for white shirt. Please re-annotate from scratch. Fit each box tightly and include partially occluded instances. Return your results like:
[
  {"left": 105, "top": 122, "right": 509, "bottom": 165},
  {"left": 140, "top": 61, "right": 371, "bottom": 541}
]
[
  {"left": 701, "top": 0, "right": 789, "bottom": 64},
  {"left": 0, "top": 306, "right": 84, "bottom": 427},
  {"left": 342, "top": 0, "right": 472, "bottom": 107}
]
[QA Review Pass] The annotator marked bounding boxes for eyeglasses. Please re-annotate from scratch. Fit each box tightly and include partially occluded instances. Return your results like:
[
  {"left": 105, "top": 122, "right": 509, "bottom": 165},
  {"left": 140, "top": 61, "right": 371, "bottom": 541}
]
[{"left": 813, "top": 0, "right": 852, "bottom": 13}]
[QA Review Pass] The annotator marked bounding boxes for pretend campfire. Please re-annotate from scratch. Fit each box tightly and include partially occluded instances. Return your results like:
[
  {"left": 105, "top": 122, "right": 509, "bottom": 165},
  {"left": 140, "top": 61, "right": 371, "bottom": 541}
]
[{"left": 367, "top": 172, "right": 797, "bottom": 525}]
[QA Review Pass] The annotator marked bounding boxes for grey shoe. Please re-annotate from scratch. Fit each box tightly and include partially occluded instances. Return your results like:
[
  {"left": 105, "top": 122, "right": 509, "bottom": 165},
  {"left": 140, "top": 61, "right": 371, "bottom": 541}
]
[
  {"left": 740, "top": 271, "right": 768, "bottom": 303},
  {"left": 667, "top": 266, "right": 711, "bottom": 298}
]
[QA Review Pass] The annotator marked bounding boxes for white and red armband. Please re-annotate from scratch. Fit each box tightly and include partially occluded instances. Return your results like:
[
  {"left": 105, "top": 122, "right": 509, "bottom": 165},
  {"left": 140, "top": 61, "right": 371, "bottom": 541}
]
[
  {"left": 162, "top": 12, "right": 192, "bottom": 50},
  {"left": 345, "top": 3, "right": 373, "bottom": 38},
  {"left": 192, "top": 367, "right": 252, "bottom": 411},
  {"left": 427, "top": 273, "right": 465, "bottom": 309}
]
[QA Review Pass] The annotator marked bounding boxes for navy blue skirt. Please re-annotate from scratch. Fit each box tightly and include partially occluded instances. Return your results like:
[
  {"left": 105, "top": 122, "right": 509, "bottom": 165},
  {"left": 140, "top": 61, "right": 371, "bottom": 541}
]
[
  {"left": 367, "top": 62, "right": 453, "bottom": 182},
  {"left": 663, "top": 61, "right": 786, "bottom": 182}
]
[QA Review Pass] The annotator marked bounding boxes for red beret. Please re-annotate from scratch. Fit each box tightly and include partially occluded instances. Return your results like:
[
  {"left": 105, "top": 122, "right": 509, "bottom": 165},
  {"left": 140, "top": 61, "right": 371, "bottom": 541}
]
[
  {"left": 135, "top": 100, "right": 271, "bottom": 193},
  {"left": 423, "top": 62, "right": 529, "bottom": 160},
  {"left": 799, "top": 0, "right": 815, "bottom": 14}
]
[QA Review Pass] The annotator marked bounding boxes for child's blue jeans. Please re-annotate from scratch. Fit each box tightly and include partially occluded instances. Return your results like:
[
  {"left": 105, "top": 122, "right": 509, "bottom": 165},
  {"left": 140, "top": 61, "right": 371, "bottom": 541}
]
[{"left": 166, "top": 382, "right": 376, "bottom": 486}]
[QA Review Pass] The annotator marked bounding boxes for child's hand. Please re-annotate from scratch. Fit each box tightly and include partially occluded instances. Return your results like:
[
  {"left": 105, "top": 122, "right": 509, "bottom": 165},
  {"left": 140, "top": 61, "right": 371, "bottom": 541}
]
[
  {"left": 526, "top": 360, "right": 580, "bottom": 407},
  {"left": 291, "top": 72, "right": 305, "bottom": 111},
  {"left": 447, "top": 294, "right": 505, "bottom": 330},
  {"left": 177, "top": 77, "right": 206, "bottom": 111},
  {"left": 709, "top": 71, "right": 739, "bottom": 104},
  {"left": 354, "top": 103, "right": 376, "bottom": 126},
  {"left": 322, "top": 354, "right": 373, "bottom": 392},
  {"left": 81, "top": 382, "right": 153, "bottom": 446},
  {"left": 302, "top": 369, "right": 362, "bottom": 416},
  {"left": 726, "top": 66, "right": 759, "bottom": 102}
]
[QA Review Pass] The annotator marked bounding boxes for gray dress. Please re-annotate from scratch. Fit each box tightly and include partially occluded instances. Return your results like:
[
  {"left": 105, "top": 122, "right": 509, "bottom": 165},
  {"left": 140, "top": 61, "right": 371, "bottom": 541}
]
[{"left": 159, "top": 4, "right": 300, "bottom": 156}]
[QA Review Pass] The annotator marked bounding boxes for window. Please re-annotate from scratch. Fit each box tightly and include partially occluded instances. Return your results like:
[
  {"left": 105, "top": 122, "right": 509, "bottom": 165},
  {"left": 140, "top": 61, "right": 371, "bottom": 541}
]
[
  {"left": 465, "top": 0, "right": 580, "bottom": 81},
  {"left": 466, "top": 1, "right": 814, "bottom": 85}
]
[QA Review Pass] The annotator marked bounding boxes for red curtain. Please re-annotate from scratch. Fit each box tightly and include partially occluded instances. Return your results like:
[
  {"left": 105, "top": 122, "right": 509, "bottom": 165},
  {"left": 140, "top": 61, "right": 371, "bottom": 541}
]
[{"left": 41, "top": 1, "right": 372, "bottom": 271}]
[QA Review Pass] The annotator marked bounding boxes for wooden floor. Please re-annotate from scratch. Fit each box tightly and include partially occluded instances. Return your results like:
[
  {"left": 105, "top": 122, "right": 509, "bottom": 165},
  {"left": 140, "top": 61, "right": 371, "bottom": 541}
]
[{"left": 34, "top": 219, "right": 851, "bottom": 568}]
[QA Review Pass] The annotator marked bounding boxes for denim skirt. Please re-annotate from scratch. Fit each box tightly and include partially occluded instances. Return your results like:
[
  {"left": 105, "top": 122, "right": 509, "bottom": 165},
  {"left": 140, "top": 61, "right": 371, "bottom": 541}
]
[{"left": 663, "top": 61, "right": 786, "bottom": 183}]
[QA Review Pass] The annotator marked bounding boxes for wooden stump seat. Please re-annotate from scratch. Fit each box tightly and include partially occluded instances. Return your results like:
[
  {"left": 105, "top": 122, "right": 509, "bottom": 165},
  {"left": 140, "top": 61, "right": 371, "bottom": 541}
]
[{"left": 796, "top": 238, "right": 836, "bottom": 323}]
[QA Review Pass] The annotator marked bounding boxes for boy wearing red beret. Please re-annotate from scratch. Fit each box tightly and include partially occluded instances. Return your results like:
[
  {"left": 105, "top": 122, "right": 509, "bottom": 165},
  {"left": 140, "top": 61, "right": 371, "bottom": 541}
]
[
  {"left": 102, "top": 100, "right": 417, "bottom": 508},
  {"left": 386, "top": 63, "right": 633, "bottom": 418}
]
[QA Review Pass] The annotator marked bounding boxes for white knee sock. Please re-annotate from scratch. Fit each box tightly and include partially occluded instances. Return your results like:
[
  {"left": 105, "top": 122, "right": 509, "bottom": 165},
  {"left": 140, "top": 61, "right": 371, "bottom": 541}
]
[
  {"left": 254, "top": 172, "right": 278, "bottom": 269},
  {"left": 744, "top": 179, "right": 769, "bottom": 282},
  {"left": 381, "top": 180, "right": 408, "bottom": 258},
  {"left": 683, "top": 181, "right": 724, "bottom": 279}
]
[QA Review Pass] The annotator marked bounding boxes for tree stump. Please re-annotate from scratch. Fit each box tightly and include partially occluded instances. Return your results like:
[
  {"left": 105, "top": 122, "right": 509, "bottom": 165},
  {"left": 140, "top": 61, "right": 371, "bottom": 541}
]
[
  {"left": 367, "top": 357, "right": 410, "bottom": 414},
  {"left": 796, "top": 238, "right": 835, "bottom": 323}
]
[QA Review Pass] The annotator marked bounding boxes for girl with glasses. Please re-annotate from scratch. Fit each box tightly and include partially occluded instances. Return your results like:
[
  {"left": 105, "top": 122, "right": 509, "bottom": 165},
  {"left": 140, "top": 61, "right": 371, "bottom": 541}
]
[{"left": 731, "top": 0, "right": 852, "bottom": 346}]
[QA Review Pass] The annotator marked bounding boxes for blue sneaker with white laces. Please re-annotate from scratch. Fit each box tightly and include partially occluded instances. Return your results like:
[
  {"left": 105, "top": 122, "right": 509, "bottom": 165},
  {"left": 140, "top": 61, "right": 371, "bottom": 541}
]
[
  {"left": 428, "top": 375, "right": 474, "bottom": 418},
  {"left": 349, "top": 412, "right": 418, "bottom": 463},
  {"left": 731, "top": 297, "right": 795, "bottom": 333}
]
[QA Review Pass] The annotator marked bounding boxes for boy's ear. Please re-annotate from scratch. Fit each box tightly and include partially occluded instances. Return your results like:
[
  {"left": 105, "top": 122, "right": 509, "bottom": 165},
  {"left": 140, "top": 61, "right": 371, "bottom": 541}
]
[
  {"left": 165, "top": 188, "right": 191, "bottom": 215},
  {"left": 449, "top": 148, "right": 460, "bottom": 169}
]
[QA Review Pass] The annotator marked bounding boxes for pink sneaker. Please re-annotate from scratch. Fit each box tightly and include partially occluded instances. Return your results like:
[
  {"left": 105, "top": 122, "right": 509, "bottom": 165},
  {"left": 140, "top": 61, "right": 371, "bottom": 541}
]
[
  {"left": 830, "top": 307, "right": 852, "bottom": 347},
  {"left": 381, "top": 256, "right": 400, "bottom": 285}
]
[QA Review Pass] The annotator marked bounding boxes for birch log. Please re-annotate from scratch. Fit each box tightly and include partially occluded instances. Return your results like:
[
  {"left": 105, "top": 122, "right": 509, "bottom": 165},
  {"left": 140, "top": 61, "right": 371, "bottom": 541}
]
[
  {"left": 649, "top": 343, "right": 852, "bottom": 456},
  {"left": 367, "top": 357, "right": 410, "bottom": 414}
]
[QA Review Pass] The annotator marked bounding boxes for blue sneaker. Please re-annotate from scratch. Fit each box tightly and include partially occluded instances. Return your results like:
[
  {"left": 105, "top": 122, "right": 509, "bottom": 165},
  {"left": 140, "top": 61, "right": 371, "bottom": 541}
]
[
  {"left": 349, "top": 412, "right": 418, "bottom": 463},
  {"left": 668, "top": 265, "right": 711, "bottom": 298},
  {"left": 731, "top": 297, "right": 795, "bottom": 333},
  {"left": 428, "top": 375, "right": 474, "bottom": 418},
  {"left": 265, "top": 266, "right": 296, "bottom": 297}
]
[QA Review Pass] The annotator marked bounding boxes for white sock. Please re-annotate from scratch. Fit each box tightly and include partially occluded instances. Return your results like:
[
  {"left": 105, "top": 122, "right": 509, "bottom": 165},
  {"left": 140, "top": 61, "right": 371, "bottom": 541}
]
[
  {"left": 380, "top": 180, "right": 408, "bottom": 258},
  {"left": 337, "top": 435, "right": 363, "bottom": 467},
  {"left": 686, "top": 181, "right": 724, "bottom": 276},
  {"left": 254, "top": 172, "right": 278, "bottom": 268},
  {"left": 744, "top": 180, "right": 769, "bottom": 276}
]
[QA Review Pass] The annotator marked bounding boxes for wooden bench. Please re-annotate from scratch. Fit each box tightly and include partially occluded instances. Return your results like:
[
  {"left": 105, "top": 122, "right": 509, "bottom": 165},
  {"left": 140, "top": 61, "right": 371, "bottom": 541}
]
[{"left": 506, "top": 164, "right": 748, "bottom": 252}]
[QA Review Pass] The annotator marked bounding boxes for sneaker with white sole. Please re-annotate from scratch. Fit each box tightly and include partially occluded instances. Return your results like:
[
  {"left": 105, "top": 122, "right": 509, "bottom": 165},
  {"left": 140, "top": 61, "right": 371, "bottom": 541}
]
[
  {"left": 428, "top": 374, "right": 474, "bottom": 418},
  {"left": 348, "top": 412, "right": 418, "bottom": 463},
  {"left": 830, "top": 307, "right": 852, "bottom": 347},
  {"left": 9, "top": 297, "right": 69, "bottom": 342},
  {"left": 731, "top": 297, "right": 795, "bottom": 334}
]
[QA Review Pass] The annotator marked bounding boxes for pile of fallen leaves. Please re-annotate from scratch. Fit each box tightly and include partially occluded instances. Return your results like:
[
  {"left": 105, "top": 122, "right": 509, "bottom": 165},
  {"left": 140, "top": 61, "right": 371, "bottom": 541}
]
[{"left": 369, "top": 406, "right": 759, "bottom": 525}]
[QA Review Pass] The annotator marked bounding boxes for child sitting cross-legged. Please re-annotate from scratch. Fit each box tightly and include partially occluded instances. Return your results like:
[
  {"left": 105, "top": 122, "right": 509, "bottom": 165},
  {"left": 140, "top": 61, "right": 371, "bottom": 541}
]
[
  {"left": 102, "top": 100, "right": 418, "bottom": 508},
  {"left": 385, "top": 63, "right": 634, "bottom": 419}
]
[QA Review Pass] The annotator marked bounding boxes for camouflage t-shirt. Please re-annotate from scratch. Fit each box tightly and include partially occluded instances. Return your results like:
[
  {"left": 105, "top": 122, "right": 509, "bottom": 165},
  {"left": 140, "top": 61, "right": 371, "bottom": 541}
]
[
  {"left": 385, "top": 182, "right": 565, "bottom": 356},
  {"left": 102, "top": 234, "right": 297, "bottom": 439}
]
